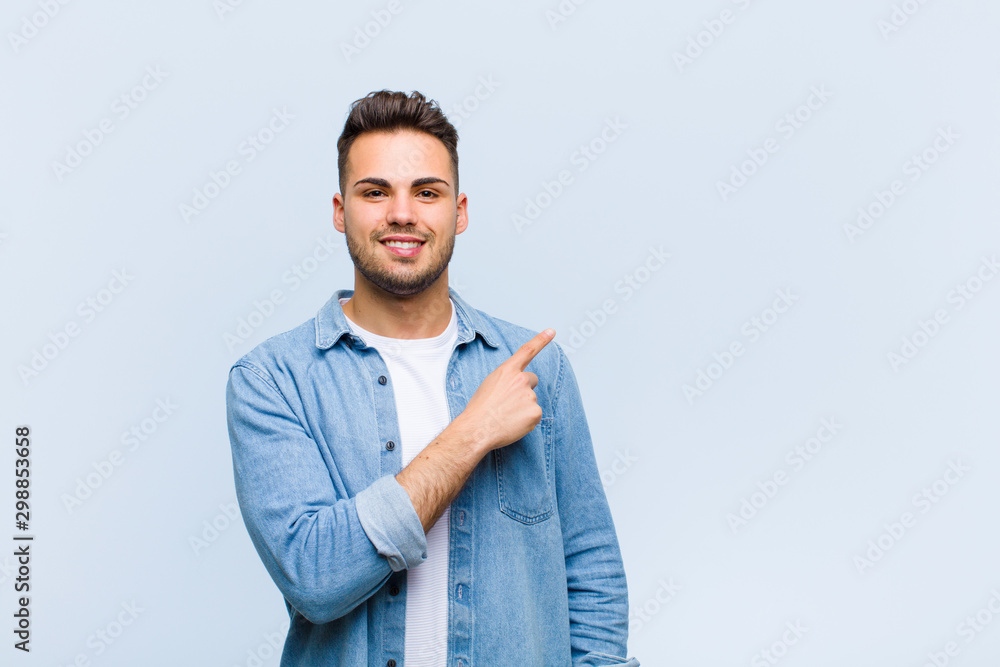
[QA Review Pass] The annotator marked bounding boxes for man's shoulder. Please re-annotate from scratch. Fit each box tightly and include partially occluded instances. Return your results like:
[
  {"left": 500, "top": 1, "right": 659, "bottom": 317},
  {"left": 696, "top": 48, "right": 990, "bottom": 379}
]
[
  {"left": 466, "top": 300, "right": 568, "bottom": 381},
  {"left": 228, "top": 315, "right": 320, "bottom": 379}
]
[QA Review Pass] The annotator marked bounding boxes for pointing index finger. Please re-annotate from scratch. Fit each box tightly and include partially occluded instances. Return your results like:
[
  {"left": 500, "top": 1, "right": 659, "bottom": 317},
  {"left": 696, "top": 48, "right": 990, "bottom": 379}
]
[{"left": 509, "top": 328, "right": 555, "bottom": 372}]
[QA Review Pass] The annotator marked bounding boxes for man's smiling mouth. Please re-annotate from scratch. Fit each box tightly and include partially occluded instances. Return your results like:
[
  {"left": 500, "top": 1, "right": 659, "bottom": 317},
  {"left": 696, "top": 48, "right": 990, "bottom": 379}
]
[{"left": 379, "top": 237, "right": 426, "bottom": 257}]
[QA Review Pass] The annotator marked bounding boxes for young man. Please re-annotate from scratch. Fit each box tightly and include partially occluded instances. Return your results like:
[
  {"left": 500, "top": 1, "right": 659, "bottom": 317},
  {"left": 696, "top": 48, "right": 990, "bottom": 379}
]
[{"left": 226, "top": 90, "right": 639, "bottom": 667}]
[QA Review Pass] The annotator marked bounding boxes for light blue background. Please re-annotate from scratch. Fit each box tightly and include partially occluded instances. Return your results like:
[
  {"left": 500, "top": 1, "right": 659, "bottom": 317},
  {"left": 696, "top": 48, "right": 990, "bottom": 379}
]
[{"left": 3, "top": 1, "right": 999, "bottom": 665}]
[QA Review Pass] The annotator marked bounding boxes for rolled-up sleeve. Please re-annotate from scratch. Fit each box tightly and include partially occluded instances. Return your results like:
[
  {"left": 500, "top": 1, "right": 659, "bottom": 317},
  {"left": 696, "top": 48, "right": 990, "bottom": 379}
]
[
  {"left": 354, "top": 473, "right": 428, "bottom": 572},
  {"left": 226, "top": 362, "right": 427, "bottom": 625},
  {"left": 551, "top": 345, "right": 640, "bottom": 667}
]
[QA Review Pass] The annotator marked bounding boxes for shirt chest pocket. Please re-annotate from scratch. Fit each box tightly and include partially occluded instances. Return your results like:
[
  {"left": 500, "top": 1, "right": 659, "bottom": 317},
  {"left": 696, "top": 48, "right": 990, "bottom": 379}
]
[{"left": 493, "top": 416, "right": 554, "bottom": 524}]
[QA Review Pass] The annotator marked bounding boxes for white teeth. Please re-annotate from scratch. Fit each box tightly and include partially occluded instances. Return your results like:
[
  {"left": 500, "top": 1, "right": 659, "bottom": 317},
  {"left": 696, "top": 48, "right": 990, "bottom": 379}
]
[{"left": 384, "top": 240, "right": 421, "bottom": 248}]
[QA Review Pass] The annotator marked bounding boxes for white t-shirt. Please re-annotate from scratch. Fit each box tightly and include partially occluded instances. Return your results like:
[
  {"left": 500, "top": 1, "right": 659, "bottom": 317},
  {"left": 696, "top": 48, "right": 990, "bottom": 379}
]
[{"left": 340, "top": 296, "right": 457, "bottom": 667}]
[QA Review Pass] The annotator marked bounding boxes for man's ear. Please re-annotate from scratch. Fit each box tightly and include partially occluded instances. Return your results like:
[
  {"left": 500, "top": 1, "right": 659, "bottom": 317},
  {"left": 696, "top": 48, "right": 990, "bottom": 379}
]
[
  {"left": 455, "top": 193, "right": 469, "bottom": 235},
  {"left": 333, "top": 193, "right": 346, "bottom": 233}
]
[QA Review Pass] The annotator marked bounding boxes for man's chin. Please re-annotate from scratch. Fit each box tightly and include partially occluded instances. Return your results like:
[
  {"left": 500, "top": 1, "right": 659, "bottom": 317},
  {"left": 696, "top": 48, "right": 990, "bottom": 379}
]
[{"left": 362, "top": 273, "right": 439, "bottom": 297}]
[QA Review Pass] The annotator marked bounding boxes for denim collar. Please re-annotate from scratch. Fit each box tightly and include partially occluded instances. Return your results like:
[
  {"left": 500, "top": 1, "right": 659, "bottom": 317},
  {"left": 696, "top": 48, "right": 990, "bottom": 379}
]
[{"left": 314, "top": 287, "right": 500, "bottom": 351}]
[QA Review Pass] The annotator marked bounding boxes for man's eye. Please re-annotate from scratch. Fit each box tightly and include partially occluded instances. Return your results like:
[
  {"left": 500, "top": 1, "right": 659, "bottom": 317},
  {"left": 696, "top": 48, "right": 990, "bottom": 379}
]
[
  {"left": 364, "top": 190, "right": 385, "bottom": 197},
  {"left": 418, "top": 190, "right": 437, "bottom": 198}
]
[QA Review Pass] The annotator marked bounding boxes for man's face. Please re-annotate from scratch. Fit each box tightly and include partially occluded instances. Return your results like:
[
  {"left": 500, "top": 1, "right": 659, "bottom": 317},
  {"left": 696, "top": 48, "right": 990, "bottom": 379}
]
[{"left": 333, "top": 129, "right": 467, "bottom": 297}]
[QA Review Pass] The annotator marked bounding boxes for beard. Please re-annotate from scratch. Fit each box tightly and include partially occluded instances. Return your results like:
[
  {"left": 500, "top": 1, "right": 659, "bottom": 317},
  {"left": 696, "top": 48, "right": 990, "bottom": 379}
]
[{"left": 344, "top": 223, "right": 455, "bottom": 296}]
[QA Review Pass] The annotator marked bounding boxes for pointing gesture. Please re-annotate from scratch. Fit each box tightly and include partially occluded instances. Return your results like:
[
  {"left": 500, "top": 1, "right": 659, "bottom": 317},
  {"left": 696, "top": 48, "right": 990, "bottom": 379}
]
[
  {"left": 508, "top": 327, "right": 556, "bottom": 372},
  {"left": 456, "top": 328, "right": 555, "bottom": 453},
  {"left": 396, "top": 327, "right": 557, "bottom": 533}
]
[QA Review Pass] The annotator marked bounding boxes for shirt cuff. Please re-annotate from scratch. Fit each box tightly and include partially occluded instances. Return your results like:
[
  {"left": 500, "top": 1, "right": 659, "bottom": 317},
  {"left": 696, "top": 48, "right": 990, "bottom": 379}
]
[
  {"left": 579, "top": 653, "right": 640, "bottom": 667},
  {"left": 354, "top": 474, "right": 428, "bottom": 572}
]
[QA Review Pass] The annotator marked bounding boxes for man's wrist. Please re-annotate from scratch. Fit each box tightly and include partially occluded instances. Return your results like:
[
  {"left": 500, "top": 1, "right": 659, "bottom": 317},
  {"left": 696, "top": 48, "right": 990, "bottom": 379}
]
[{"left": 440, "top": 414, "right": 493, "bottom": 462}]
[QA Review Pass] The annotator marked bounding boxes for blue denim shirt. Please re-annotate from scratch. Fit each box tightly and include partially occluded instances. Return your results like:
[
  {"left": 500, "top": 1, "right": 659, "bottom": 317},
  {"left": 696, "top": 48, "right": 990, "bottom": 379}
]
[{"left": 226, "top": 287, "right": 640, "bottom": 667}]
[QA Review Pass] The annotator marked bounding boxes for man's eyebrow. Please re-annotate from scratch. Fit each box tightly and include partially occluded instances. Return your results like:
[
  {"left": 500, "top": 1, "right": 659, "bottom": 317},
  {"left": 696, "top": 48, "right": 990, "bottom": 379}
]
[
  {"left": 353, "top": 177, "right": 390, "bottom": 188},
  {"left": 352, "top": 176, "right": 451, "bottom": 189},
  {"left": 411, "top": 177, "right": 450, "bottom": 188}
]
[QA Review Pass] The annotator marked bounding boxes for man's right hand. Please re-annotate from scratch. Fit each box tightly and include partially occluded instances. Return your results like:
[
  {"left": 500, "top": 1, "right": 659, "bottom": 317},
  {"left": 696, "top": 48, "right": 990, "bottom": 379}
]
[
  {"left": 396, "top": 327, "right": 556, "bottom": 534},
  {"left": 455, "top": 328, "right": 555, "bottom": 453}
]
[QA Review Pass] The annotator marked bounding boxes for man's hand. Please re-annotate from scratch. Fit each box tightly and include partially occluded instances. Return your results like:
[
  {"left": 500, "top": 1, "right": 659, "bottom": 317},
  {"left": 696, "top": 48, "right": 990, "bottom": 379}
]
[
  {"left": 455, "top": 327, "right": 555, "bottom": 453},
  {"left": 396, "top": 328, "right": 555, "bottom": 533}
]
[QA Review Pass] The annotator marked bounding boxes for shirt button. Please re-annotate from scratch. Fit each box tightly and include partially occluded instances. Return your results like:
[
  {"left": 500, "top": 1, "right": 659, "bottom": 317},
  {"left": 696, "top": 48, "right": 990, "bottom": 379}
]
[
  {"left": 378, "top": 375, "right": 387, "bottom": 385},
  {"left": 386, "top": 441, "right": 395, "bottom": 451},
  {"left": 387, "top": 661, "right": 396, "bottom": 667},
  {"left": 389, "top": 585, "right": 400, "bottom": 596}
]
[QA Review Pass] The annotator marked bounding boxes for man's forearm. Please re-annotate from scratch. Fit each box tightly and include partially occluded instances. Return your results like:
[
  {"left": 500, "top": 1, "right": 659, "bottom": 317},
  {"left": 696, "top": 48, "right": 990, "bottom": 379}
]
[
  {"left": 396, "top": 418, "right": 488, "bottom": 533},
  {"left": 396, "top": 329, "right": 555, "bottom": 534}
]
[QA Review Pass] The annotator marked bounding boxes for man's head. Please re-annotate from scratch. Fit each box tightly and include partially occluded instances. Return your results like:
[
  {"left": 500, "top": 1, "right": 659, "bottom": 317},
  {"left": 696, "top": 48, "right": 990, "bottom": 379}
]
[
  {"left": 337, "top": 90, "right": 459, "bottom": 196},
  {"left": 333, "top": 90, "right": 467, "bottom": 298}
]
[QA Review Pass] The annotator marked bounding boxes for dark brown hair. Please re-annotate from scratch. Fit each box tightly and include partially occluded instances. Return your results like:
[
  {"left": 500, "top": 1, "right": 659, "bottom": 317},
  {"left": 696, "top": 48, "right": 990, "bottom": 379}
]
[{"left": 337, "top": 90, "right": 459, "bottom": 195}]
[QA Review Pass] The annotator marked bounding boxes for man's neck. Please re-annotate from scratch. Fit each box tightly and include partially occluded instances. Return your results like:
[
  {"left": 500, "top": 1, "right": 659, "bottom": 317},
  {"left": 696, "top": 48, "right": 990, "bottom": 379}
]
[{"left": 342, "top": 280, "right": 453, "bottom": 340}]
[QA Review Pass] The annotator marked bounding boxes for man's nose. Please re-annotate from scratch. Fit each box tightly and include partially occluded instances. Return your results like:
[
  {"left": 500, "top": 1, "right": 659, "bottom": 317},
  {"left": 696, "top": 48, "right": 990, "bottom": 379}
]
[{"left": 387, "top": 194, "right": 417, "bottom": 225}]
